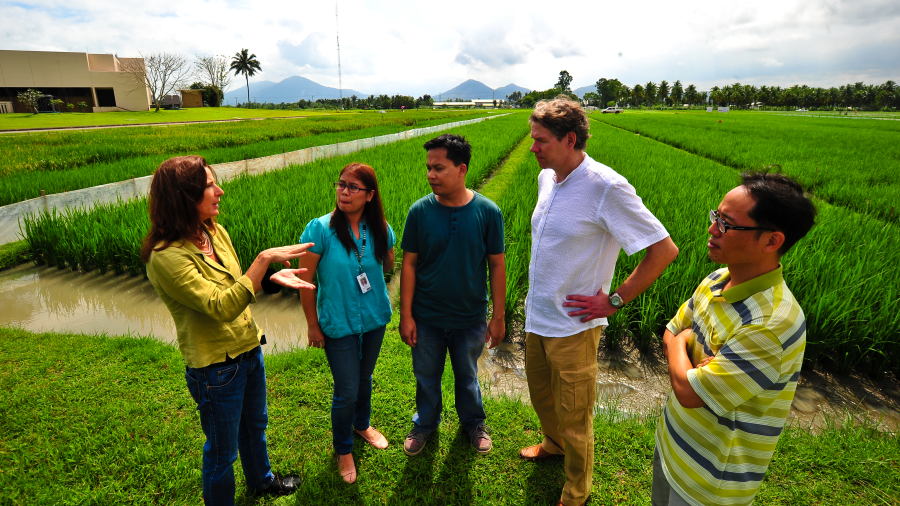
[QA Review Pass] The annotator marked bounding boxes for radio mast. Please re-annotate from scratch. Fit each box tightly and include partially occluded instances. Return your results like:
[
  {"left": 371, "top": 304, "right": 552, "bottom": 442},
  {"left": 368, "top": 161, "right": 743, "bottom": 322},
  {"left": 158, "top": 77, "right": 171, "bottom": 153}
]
[{"left": 336, "top": 3, "right": 343, "bottom": 109}]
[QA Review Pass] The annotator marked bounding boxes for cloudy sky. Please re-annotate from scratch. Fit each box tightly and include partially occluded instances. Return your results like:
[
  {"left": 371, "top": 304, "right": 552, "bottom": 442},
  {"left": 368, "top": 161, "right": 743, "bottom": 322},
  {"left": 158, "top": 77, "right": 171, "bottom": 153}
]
[{"left": 2, "top": 0, "right": 898, "bottom": 96}]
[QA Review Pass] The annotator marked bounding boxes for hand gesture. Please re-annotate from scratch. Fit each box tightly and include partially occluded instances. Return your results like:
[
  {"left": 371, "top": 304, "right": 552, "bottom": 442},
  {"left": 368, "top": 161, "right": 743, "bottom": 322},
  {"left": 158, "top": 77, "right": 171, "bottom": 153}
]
[
  {"left": 264, "top": 242, "right": 315, "bottom": 267},
  {"left": 270, "top": 268, "right": 316, "bottom": 290},
  {"left": 563, "top": 288, "right": 617, "bottom": 322}
]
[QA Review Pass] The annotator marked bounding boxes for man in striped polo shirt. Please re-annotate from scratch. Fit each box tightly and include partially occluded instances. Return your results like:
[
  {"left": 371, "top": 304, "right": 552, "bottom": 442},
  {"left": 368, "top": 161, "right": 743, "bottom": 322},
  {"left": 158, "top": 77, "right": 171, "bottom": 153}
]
[{"left": 654, "top": 171, "right": 816, "bottom": 506}]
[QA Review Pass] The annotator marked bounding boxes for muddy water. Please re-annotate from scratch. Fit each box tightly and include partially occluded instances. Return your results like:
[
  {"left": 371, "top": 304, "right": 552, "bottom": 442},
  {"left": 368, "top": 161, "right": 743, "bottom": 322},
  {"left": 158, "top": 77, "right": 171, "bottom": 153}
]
[
  {"left": 3, "top": 263, "right": 897, "bottom": 431},
  {"left": 0, "top": 264, "right": 311, "bottom": 352},
  {"left": 477, "top": 335, "right": 900, "bottom": 432}
]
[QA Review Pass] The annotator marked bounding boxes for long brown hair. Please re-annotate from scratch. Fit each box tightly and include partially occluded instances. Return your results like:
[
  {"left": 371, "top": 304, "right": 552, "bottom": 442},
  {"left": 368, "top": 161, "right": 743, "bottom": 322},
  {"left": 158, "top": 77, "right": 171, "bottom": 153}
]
[
  {"left": 140, "top": 155, "right": 216, "bottom": 263},
  {"left": 330, "top": 163, "right": 390, "bottom": 264}
]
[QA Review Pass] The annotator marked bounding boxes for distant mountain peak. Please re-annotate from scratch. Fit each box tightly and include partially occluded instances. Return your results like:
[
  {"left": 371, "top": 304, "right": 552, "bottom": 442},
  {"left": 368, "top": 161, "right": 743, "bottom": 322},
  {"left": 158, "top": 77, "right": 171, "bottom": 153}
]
[{"left": 434, "top": 80, "right": 531, "bottom": 101}]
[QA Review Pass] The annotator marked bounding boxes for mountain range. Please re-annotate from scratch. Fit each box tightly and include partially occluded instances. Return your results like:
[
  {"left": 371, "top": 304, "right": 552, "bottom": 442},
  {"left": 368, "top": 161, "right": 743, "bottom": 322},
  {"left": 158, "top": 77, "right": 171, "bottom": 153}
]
[
  {"left": 433, "top": 79, "right": 532, "bottom": 100},
  {"left": 223, "top": 76, "right": 368, "bottom": 105},
  {"left": 223, "top": 77, "right": 535, "bottom": 104},
  {"left": 573, "top": 85, "right": 595, "bottom": 98}
]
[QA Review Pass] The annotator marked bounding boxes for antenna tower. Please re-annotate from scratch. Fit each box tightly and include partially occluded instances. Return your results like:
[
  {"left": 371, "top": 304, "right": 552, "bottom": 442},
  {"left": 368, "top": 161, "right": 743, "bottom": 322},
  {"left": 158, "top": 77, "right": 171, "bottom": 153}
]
[{"left": 336, "top": 3, "right": 343, "bottom": 110}]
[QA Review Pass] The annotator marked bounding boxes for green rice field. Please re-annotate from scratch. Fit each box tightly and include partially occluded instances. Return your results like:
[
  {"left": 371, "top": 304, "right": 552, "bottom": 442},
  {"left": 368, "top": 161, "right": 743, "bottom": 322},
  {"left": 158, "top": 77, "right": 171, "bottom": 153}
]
[
  {"left": 592, "top": 110, "right": 900, "bottom": 223},
  {"left": 17, "top": 109, "right": 900, "bottom": 376},
  {"left": 0, "top": 110, "right": 489, "bottom": 206},
  {"left": 22, "top": 112, "right": 530, "bottom": 276}
]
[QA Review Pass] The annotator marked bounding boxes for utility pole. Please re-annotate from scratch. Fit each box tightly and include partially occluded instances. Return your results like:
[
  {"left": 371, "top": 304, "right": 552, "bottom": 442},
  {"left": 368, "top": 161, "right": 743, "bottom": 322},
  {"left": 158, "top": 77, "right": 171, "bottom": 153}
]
[{"left": 336, "top": 3, "right": 343, "bottom": 110}]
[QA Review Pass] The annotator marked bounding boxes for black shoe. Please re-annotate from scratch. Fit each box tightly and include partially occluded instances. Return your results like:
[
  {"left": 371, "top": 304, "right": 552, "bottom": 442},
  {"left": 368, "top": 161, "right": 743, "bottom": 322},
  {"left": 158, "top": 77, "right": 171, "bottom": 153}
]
[{"left": 251, "top": 473, "right": 301, "bottom": 496}]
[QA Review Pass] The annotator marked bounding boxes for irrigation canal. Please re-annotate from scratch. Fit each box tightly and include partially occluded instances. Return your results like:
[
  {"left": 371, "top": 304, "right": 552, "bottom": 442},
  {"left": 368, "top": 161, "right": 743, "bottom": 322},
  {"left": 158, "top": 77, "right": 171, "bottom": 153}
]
[{"left": 1, "top": 263, "right": 898, "bottom": 432}]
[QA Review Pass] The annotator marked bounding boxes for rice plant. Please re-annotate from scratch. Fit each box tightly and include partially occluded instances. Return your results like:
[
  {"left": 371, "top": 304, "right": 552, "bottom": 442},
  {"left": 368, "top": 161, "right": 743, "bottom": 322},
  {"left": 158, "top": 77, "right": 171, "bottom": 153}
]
[
  {"left": 0, "top": 111, "right": 491, "bottom": 206},
  {"left": 593, "top": 110, "right": 900, "bottom": 223}
]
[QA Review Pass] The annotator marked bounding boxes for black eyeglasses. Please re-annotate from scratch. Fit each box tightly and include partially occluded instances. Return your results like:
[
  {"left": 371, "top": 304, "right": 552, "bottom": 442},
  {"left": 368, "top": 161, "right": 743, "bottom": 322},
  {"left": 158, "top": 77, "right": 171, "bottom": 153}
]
[
  {"left": 334, "top": 181, "right": 369, "bottom": 194},
  {"left": 709, "top": 210, "right": 775, "bottom": 234}
]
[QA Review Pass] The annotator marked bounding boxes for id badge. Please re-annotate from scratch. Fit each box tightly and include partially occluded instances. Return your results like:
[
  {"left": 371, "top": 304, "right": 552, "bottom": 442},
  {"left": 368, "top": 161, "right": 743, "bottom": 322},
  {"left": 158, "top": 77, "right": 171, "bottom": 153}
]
[{"left": 357, "top": 272, "right": 372, "bottom": 293}]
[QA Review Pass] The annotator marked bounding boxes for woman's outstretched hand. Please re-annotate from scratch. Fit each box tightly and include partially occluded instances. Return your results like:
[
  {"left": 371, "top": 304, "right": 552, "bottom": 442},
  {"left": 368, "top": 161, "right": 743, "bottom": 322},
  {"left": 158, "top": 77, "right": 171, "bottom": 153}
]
[
  {"left": 264, "top": 242, "right": 315, "bottom": 266},
  {"left": 270, "top": 268, "right": 316, "bottom": 290}
]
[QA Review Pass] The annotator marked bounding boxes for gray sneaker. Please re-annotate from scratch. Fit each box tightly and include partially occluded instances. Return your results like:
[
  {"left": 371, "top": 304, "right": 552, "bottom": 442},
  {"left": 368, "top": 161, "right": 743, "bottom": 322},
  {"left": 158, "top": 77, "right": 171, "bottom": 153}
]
[
  {"left": 469, "top": 424, "right": 492, "bottom": 454},
  {"left": 403, "top": 429, "right": 431, "bottom": 456}
]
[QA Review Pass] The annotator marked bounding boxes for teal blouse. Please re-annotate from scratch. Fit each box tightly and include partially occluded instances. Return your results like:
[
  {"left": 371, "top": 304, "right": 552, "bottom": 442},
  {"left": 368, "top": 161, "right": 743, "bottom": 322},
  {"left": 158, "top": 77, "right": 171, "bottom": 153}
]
[{"left": 300, "top": 214, "right": 395, "bottom": 339}]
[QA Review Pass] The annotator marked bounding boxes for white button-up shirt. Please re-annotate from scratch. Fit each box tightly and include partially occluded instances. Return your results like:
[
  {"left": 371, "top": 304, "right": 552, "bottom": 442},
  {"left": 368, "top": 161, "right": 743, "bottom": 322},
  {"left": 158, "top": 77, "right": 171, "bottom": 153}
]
[{"left": 525, "top": 154, "right": 669, "bottom": 337}]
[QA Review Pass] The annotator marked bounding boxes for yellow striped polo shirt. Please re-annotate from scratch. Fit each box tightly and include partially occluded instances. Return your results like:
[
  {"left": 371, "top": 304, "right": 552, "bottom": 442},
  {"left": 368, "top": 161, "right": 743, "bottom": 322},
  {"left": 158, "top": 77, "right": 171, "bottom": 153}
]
[{"left": 656, "top": 265, "right": 806, "bottom": 506}]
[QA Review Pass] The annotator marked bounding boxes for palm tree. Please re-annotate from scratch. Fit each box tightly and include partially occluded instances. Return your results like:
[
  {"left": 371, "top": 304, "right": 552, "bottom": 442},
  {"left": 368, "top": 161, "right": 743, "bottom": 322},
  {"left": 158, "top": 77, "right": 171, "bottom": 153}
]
[
  {"left": 657, "top": 80, "right": 670, "bottom": 107},
  {"left": 671, "top": 80, "right": 684, "bottom": 106},
  {"left": 230, "top": 49, "right": 262, "bottom": 106},
  {"left": 645, "top": 81, "right": 657, "bottom": 107},
  {"left": 632, "top": 84, "right": 644, "bottom": 106},
  {"left": 684, "top": 84, "right": 698, "bottom": 105}
]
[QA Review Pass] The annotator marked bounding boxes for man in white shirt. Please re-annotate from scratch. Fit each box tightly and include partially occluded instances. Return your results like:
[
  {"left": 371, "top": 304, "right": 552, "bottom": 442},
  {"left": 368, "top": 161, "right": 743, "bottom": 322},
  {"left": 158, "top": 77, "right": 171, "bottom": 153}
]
[{"left": 520, "top": 96, "right": 679, "bottom": 506}]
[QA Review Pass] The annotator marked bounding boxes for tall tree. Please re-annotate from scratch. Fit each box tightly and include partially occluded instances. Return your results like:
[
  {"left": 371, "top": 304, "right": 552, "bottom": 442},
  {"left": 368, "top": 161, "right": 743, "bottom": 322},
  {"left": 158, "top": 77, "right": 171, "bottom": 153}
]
[
  {"left": 119, "top": 52, "right": 192, "bottom": 111},
  {"left": 684, "top": 84, "right": 698, "bottom": 105},
  {"left": 671, "top": 80, "right": 684, "bottom": 106},
  {"left": 230, "top": 49, "right": 262, "bottom": 106},
  {"left": 556, "top": 70, "right": 574, "bottom": 93},
  {"left": 657, "top": 80, "right": 670, "bottom": 106},
  {"left": 645, "top": 81, "right": 657, "bottom": 107},
  {"left": 194, "top": 54, "right": 233, "bottom": 107},
  {"left": 632, "top": 84, "right": 644, "bottom": 106}
]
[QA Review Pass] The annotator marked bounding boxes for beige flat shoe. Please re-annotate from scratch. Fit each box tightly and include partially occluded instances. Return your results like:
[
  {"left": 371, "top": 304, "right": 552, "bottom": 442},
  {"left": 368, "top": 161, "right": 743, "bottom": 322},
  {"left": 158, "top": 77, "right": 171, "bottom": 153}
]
[
  {"left": 337, "top": 453, "right": 356, "bottom": 484},
  {"left": 355, "top": 427, "right": 389, "bottom": 449}
]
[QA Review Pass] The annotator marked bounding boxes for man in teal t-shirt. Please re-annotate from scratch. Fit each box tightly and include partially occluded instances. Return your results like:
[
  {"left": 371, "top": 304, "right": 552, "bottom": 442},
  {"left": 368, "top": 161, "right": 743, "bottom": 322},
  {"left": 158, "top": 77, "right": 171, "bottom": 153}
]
[{"left": 400, "top": 134, "right": 506, "bottom": 457}]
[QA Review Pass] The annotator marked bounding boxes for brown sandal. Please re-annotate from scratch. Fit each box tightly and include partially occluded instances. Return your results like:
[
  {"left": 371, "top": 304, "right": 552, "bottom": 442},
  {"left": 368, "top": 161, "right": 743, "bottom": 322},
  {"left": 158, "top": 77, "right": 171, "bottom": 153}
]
[{"left": 355, "top": 427, "right": 389, "bottom": 449}]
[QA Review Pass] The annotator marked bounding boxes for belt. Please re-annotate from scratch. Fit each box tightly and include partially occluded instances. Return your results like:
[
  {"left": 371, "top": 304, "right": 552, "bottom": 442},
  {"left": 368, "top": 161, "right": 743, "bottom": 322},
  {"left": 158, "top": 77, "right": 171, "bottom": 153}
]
[{"left": 221, "top": 345, "right": 261, "bottom": 366}]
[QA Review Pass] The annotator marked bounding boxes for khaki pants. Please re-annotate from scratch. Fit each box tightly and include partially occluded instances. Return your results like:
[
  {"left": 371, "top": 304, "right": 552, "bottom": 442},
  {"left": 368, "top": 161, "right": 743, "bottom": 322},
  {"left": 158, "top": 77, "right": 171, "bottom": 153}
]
[{"left": 525, "top": 327, "right": 603, "bottom": 506}]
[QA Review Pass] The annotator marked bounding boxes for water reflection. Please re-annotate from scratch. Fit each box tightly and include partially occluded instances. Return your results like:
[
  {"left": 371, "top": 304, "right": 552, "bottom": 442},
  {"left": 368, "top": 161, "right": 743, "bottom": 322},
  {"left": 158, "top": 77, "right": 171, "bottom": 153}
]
[{"left": 0, "top": 264, "right": 309, "bottom": 352}]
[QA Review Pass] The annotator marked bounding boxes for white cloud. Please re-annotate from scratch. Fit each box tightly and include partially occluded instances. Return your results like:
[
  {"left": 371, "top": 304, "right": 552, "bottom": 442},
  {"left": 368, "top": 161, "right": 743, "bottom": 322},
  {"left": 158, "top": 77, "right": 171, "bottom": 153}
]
[
  {"left": 757, "top": 57, "right": 784, "bottom": 67},
  {"left": 0, "top": 0, "right": 896, "bottom": 96},
  {"left": 277, "top": 33, "right": 332, "bottom": 69}
]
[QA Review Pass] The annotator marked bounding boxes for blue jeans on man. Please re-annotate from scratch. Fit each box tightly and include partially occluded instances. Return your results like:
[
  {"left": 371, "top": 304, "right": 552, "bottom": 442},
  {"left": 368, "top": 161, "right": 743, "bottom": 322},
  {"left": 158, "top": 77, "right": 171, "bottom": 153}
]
[
  {"left": 185, "top": 346, "right": 274, "bottom": 506},
  {"left": 411, "top": 320, "right": 487, "bottom": 434},
  {"left": 323, "top": 326, "right": 387, "bottom": 454}
]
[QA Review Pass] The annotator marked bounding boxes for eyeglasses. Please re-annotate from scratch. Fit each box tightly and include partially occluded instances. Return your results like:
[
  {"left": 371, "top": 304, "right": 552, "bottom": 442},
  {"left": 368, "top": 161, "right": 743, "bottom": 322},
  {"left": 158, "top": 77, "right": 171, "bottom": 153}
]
[
  {"left": 334, "top": 181, "right": 369, "bottom": 194},
  {"left": 709, "top": 210, "right": 775, "bottom": 234}
]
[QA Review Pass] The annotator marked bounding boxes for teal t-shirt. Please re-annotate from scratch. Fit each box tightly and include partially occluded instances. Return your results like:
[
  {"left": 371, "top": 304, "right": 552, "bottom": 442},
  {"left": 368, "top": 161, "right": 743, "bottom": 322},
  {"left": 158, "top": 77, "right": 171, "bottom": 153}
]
[
  {"left": 401, "top": 192, "right": 504, "bottom": 329},
  {"left": 299, "top": 214, "right": 396, "bottom": 339}
]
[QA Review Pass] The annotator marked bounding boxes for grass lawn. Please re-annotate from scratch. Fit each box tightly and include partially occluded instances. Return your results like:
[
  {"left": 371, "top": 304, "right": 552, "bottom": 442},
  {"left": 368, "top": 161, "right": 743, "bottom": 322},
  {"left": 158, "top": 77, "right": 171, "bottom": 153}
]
[
  {"left": 0, "top": 108, "right": 443, "bottom": 131},
  {"left": 1, "top": 322, "right": 897, "bottom": 505}
]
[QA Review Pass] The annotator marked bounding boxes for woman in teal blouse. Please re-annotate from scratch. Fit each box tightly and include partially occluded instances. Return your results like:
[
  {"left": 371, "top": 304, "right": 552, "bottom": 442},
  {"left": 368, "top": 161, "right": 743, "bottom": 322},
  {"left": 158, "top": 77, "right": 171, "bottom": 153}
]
[{"left": 295, "top": 162, "right": 395, "bottom": 484}]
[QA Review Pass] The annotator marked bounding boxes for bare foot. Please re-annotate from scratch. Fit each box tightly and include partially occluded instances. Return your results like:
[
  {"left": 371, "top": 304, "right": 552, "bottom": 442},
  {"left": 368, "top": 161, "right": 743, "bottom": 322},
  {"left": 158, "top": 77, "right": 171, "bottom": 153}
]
[{"left": 337, "top": 453, "right": 356, "bottom": 484}]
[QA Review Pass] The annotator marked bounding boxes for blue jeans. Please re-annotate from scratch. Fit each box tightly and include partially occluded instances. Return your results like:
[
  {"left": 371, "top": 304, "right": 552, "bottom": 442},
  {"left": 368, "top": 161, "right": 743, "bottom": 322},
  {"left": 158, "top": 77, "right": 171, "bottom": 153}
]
[
  {"left": 185, "top": 346, "right": 274, "bottom": 506},
  {"left": 411, "top": 320, "right": 487, "bottom": 434},
  {"left": 323, "top": 326, "right": 386, "bottom": 455}
]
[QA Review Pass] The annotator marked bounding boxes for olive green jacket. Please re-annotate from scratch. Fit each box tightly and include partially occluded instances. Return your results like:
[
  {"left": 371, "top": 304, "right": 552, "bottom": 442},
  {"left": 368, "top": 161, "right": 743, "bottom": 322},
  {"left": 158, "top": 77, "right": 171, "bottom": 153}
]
[{"left": 146, "top": 223, "right": 262, "bottom": 368}]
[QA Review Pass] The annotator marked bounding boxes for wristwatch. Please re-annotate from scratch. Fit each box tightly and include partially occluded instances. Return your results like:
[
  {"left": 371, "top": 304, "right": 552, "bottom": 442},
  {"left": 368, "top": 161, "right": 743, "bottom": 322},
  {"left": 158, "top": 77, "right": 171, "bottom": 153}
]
[{"left": 609, "top": 291, "right": 625, "bottom": 309}]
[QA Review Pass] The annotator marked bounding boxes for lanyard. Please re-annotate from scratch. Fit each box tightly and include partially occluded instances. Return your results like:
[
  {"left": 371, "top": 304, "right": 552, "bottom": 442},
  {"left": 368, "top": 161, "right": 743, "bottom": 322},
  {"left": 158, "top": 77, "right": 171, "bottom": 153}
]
[{"left": 349, "top": 222, "right": 367, "bottom": 272}]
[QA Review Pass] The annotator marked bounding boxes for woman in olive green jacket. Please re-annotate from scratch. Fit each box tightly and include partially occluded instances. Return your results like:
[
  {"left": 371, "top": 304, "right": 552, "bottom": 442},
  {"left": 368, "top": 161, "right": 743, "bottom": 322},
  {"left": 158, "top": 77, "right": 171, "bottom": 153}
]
[{"left": 142, "top": 155, "right": 313, "bottom": 506}]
